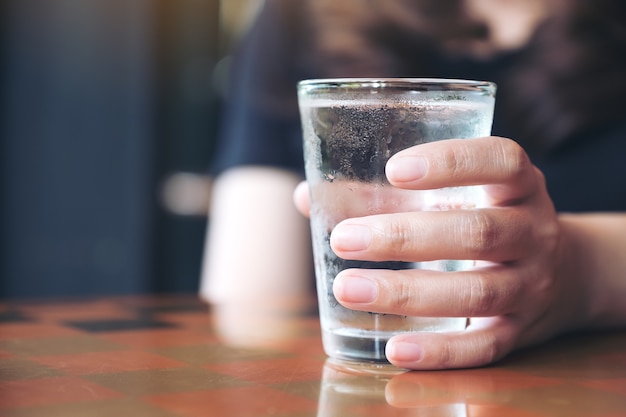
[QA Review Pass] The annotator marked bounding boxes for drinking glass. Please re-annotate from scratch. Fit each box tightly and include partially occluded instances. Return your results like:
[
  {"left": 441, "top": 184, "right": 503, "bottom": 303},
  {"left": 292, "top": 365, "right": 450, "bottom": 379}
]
[{"left": 297, "top": 78, "right": 496, "bottom": 363}]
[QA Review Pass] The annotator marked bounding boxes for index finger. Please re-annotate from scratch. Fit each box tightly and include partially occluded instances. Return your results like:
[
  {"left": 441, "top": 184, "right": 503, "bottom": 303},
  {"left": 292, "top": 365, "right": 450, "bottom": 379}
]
[{"left": 386, "top": 136, "right": 542, "bottom": 205}]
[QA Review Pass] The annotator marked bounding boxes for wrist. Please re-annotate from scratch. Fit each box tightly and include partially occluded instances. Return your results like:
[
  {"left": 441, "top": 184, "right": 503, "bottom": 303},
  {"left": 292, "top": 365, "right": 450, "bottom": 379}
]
[{"left": 557, "top": 213, "right": 626, "bottom": 329}]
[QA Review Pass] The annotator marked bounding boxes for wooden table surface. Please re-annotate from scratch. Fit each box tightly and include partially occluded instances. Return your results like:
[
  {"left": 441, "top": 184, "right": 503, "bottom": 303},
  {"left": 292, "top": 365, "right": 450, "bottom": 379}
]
[{"left": 1, "top": 294, "right": 626, "bottom": 417}]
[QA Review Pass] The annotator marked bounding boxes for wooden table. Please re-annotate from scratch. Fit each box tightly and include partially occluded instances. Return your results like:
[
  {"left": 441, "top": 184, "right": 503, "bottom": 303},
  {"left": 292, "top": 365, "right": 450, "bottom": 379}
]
[{"left": 1, "top": 295, "right": 626, "bottom": 416}]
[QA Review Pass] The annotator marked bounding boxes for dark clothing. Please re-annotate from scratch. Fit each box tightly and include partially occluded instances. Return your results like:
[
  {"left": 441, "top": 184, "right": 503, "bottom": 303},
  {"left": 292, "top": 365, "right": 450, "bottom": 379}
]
[{"left": 211, "top": 0, "right": 626, "bottom": 213}]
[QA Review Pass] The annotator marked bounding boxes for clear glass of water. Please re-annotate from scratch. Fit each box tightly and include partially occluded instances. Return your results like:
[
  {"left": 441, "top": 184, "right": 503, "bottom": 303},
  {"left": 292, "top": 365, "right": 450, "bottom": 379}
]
[{"left": 297, "top": 78, "right": 496, "bottom": 363}]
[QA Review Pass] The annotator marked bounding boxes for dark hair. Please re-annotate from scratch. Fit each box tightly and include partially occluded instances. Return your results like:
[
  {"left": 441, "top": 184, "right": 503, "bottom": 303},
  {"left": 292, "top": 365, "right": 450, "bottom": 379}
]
[
  {"left": 298, "top": 0, "right": 626, "bottom": 154},
  {"left": 500, "top": 0, "right": 626, "bottom": 153}
]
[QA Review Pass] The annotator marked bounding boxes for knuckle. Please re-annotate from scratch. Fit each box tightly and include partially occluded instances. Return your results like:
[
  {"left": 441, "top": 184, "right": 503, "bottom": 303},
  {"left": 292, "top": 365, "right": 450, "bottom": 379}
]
[
  {"left": 391, "top": 279, "right": 419, "bottom": 313},
  {"left": 437, "top": 333, "right": 502, "bottom": 369},
  {"left": 478, "top": 332, "right": 502, "bottom": 364},
  {"left": 432, "top": 329, "right": 510, "bottom": 369},
  {"left": 536, "top": 205, "right": 560, "bottom": 244},
  {"left": 386, "top": 220, "right": 416, "bottom": 256},
  {"left": 532, "top": 165, "right": 548, "bottom": 187},
  {"left": 437, "top": 339, "right": 455, "bottom": 368},
  {"left": 533, "top": 267, "right": 558, "bottom": 296},
  {"left": 539, "top": 219, "right": 560, "bottom": 257},
  {"left": 465, "top": 275, "right": 499, "bottom": 316},
  {"left": 441, "top": 146, "right": 467, "bottom": 179},
  {"left": 497, "top": 138, "right": 532, "bottom": 182},
  {"left": 461, "top": 211, "right": 499, "bottom": 258}
]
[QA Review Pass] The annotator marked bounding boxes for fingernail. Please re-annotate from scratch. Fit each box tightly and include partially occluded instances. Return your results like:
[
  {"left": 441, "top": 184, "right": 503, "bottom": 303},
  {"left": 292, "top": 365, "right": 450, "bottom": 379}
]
[
  {"left": 331, "top": 223, "right": 371, "bottom": 252},
  {"left": 386, "top": 155, "right": 428, "bottom": 183},
  {"left": 334, "top": 275, "right": 378, "bottom": 303},
  {"left": 387, "top": 341, "right": 424, "bottom": 362}
]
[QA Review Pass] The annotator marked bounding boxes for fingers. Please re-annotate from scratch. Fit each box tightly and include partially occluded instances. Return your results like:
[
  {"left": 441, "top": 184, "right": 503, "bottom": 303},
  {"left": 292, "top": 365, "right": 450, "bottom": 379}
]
[
  {"left": 386, "top": 137, "right": 540, "bottom": 205},
  {"left": 333, "top": 265, "right": 522, "bottom": 318},
  {"left": 385, "top": 317, "right": 519, "bottom": 370},
  {"left": 298, "top": 137, "right": 543, "bottom": 217},
  {"left": 330, "top": 208, "right": 533, "bottom": 263}
]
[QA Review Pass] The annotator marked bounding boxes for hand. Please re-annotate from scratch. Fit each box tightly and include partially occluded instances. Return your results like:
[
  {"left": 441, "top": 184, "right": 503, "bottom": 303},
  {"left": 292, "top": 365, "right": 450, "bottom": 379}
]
[{"left": 294, "top": 136, "right": 589, "bottom": 370}]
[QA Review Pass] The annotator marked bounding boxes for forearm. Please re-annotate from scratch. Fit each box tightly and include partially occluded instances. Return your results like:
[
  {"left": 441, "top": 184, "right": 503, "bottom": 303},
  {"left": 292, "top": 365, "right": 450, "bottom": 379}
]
[{"left": 558, "top": 213, "right": 626, "bottom": 329}]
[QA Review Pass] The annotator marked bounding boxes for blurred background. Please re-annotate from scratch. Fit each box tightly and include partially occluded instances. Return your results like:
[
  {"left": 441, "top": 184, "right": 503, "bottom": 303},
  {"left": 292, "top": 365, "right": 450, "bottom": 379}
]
[{"left": 0, "top": 0, "right": 262, "bottom": 298}]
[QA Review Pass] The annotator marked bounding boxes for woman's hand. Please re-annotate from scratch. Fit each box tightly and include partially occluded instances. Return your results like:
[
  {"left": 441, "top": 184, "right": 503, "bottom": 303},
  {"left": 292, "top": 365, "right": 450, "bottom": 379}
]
[{"left": 294, "top": 136, "right": 597, "bottom": 370}]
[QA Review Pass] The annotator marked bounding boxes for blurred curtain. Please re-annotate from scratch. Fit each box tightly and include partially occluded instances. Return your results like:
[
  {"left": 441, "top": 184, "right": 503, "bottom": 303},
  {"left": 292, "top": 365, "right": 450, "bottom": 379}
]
[{"left": 0, "top": 0, "right": 220, "bottom": 298}]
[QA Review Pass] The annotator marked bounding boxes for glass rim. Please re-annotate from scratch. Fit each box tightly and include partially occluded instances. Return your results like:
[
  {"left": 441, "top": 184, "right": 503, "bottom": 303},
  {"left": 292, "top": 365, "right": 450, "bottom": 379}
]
[{"left": 297, "top": 77, "right": 496, "bottom": 94}]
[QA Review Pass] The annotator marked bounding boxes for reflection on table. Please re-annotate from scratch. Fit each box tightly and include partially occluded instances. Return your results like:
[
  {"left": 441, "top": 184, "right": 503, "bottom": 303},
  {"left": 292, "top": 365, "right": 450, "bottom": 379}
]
[{"left": 1, "top": 295, "right": 626, "bottom": 416}]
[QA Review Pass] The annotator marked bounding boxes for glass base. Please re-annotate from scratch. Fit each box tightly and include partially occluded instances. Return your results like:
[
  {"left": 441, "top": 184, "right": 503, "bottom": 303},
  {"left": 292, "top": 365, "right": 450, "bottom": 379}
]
[{"left": 323, "top": 318, "right": 467, "bottom": 363}]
